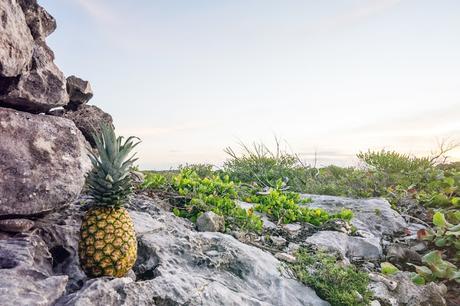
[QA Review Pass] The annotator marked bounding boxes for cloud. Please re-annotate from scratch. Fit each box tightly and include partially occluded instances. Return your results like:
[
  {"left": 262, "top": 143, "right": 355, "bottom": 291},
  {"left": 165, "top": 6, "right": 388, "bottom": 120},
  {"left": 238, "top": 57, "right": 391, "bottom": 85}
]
[
  {"left": 307, "top": 0, "right": 403, "bottom": 34},
  {"left": 349, "top": 104, "right": 460, "bottom": 136},
  {"left": 73, "top": 0, "right": 116, "bottom": 23}
]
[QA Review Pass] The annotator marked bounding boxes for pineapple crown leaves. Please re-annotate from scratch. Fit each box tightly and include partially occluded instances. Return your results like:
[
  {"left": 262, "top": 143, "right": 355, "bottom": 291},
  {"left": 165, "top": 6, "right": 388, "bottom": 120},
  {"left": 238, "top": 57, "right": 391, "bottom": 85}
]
[{"left": 86, "top": 124, "right": 141, "bottom": 207}]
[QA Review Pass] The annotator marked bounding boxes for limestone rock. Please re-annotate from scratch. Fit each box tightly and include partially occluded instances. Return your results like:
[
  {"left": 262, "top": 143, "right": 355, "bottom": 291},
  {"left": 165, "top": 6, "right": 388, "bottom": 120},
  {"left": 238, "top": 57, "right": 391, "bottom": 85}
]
[
  {"left": 58, "top": 196, "right": 329, "bottom": 305},
  {"left": 0, "top": 41, "right": 69, "bottom": 113},
  {"left": 0, "top": 234, "right": 68, "bottom": 306},
  {"left": 0, "top": 0, "right": 68, "bottom": 113},
  {"left": 62, "top": 105, "right": 113, "bottom": 147},
  {"left": 0, "top": 0, "right": 34, "bottom": 77},
  {"left": 196, "top": 211, "right": 225, "bottom": 232},
  {"left": 306, "top": 230, "right": 382, "bottom": 260},
  {"left": 369, "top": 272, "right": 446, "bottom": 306},
  {"left": 65, "top": 76, "right": 93, "bottom": 110},
  {"left": 0, "top": 107, "right": 91, "bottom": 217},
  {"left": 0, "top": 218, "right": 34, "bottom": 232},
  {"left": 302, "top": 194, "right": 407, "bottom": 237},
  {"left": 18, "top": 0, "right": 56, "bottom": 40},
  {"left": 275, "top": 252, "right": 297, "bottom": 263}
]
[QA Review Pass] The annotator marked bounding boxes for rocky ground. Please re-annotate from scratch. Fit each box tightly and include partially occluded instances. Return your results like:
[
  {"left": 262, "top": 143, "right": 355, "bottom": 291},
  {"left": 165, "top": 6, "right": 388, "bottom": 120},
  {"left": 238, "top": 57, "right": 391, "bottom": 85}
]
[{"left": 0, "top": 189, "right": 450, "bottom": 306}]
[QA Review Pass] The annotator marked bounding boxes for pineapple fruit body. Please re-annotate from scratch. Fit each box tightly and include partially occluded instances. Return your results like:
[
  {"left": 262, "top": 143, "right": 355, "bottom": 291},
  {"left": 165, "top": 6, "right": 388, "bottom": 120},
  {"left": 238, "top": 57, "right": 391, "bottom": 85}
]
[{"left": 79, "top": 206, "right": 137, "bottom": 277}]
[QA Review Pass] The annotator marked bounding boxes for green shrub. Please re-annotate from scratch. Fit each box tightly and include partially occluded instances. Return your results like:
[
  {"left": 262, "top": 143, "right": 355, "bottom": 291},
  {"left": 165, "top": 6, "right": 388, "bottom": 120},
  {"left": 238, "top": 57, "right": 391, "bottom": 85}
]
[
  {"left": 289, "top": 249, "right": 373, "bottom": 306},
  {"left": 357, "top": 150, "right": 432, "bottom": 174},
  {"left": 178, "top": 163, "right": 215, "bottom": 178},
  {"left": 141, "top": 173, "right": 167, "bottom": 190},
  {"left": 418, "top": 211, "right": 460, "bottom": 262},
  {"left": 171, "top": 169, "right": 263, "bottom": 231},
  {"left": 245, "top": 180, "right": 353, "bottom": 225},
  {"left": 223, "top": 142, "right": 306, "bottom": 189}
]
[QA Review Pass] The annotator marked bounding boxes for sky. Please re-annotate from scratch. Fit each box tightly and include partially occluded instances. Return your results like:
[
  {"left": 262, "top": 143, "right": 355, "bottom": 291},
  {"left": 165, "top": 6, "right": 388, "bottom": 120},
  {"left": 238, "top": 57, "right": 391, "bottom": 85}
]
[{"left": 40, "top": 0, "right": 460, "bottom": 169}]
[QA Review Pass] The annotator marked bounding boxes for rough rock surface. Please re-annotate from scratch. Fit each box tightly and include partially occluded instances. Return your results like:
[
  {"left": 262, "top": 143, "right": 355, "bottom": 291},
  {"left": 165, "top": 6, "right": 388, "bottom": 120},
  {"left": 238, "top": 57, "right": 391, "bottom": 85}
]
[
  {"left": 301, "top": 194, "right": 407, "bottom": 237},
  {"left": 369, "top": 272, "right": 447, "bottom": 306},
  {"left": 18, "top": 0, "right": 56, "bottom": 40},
  {"left": 0, "top": 234, "right": 68, "bottom": 306},
  {"left": 0, "top": 0, "right": 68, "bottom": 113},
  {"left": 65, "top": 75, "right": 93, "bottom": 110},
  {"left": 0, "top": 194, "right": 328, "bottom": 306},
  {"left": 306, "top": 230, "right": 382, "bottom": 260},
  {"left": 62, "top": 105, "right": 113, "bottom": 147},
  {"left": 0, "top": 0, "right": 34, "bottom": 77},
  {"left": 0, "top": 107, "right": 91, "bottom": 217},
  {"left": 196, "top": 211, "right": 225, "bottom": 232},
  {"left": 0, "top": 218, "right": 35, "bottom": 232}
]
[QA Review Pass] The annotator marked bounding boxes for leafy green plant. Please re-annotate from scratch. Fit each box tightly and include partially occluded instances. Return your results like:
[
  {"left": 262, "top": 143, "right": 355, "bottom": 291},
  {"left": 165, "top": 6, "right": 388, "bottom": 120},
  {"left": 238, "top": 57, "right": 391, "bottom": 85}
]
[
  {"left": 357, "top": 150, "right": 432, "bottom": 174},
  {"left": 246, "top": 180, "right": 353, "bottom": 225},
  {"left": 141, "top": 173, "right": 167, "bottom": 190},
  {"left": 178, "top": 163, "right": 215, "bottom": 178},
  {"left": 171, "top": 169, "right": 263, "bottom": 231},
  {"left": 289, "top": 249, "right": 373, "bottom": 306},
  {"left": 381, "top": 262, "right": 399, "bottom": 275},
  {"left": 408, "top": 251, "right": 460, "bottom": 285},
  {"left": 418, "top": 211, "right": 460, "bottom": 262}
]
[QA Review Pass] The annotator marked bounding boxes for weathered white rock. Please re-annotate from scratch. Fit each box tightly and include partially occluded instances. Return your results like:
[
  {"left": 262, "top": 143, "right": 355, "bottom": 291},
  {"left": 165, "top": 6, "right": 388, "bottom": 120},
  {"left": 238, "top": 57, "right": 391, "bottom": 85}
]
[
  {"left": 301, "top": 194, "right": 407, "bottom": 237},
  {"left": 369, "top": 272, "right": 447, "bottom": 306},
  {"left": 57, "top": 196, "right": 329, "bottom": 306},
  {"left": 0, "top": 235, "right": 68, "bottom": 306},
  {"left": 0, "top": 0, "right": 68, "bottom": 113},
  {"left": 0, "top": 0, "right": 34, "bottom": 77},
  {"left": 275, "top": 252, "right": 297, "bottom": 263},
  {"left": 306, "top": 230, "right": 382, "bottom": 260},
  {"left": 270, "top": 235, "right": 287, "bottom": 247},
  {"left": 196, "top": 211, "right": 225, "bottom": 232},
  {"left": 0, "top": 108, "right": 91, "bottom": 217},
  {"left": 1, "top": 42, "right": 69, "bottom": 113}
]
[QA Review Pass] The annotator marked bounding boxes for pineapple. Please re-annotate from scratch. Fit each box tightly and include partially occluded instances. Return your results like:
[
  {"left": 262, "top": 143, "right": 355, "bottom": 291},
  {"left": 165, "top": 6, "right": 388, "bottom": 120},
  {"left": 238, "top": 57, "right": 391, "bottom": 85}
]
[{"left": 79, "top": 124, "right": 140, "bottom": 277}]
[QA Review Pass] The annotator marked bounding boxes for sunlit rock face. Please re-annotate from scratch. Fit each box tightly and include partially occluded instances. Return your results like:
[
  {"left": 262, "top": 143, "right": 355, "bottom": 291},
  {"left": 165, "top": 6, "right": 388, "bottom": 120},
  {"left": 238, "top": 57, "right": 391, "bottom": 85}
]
[
  {"left": 0, "top": 0, "right": 68, "bottom": 113},
  {"left": 0, "top": 107, "right": 91, "bottom": 217}
]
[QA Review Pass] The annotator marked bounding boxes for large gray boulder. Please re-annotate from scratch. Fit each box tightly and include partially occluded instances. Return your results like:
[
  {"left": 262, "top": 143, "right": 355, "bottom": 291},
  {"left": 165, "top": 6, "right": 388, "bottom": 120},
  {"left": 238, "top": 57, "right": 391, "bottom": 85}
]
[
  {"left": 0, "top": 41, "right": 69, "bottom": 113},
  {"left": 305, "top": 230, "right": 382, "bottom": 260},
  {"left": 55, "top": 195, "right": 329, "bottom": 306},
  {"left": 0, "top": 0, "right": 68, "bottom": 113},
  {"left": 301, "top": 194, "right": 407, "bottom": 237},
  {"left": 0, "top": 234, "right": 68, "bottom": 306},
  {"left": 0, "top": 107, "right": 91, "bottom": 217},
  {"left": 18, "top": 0, "right": 57, "bottom": 41},
  {"left": 62, "top": 105, "right": 113, "bottom": 147},
  {"left": 0, "top": 0, "right": 34, "bottom": 77}
]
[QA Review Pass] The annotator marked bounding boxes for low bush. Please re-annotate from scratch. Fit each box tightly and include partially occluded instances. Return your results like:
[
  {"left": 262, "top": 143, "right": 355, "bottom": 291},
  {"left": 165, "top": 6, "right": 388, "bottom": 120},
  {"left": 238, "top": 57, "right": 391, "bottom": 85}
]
[
  {"left": 171, "top": 169, "right": 263, "bottom": 231},
  {"left": 245, "top": 180, "right": 353, "bottom": 225},
  {"left": 289, "top": 248, "right": 373, "bottom": 306},
  {"left": 223, "top": 141, "right": 306, "bottom": 189}
]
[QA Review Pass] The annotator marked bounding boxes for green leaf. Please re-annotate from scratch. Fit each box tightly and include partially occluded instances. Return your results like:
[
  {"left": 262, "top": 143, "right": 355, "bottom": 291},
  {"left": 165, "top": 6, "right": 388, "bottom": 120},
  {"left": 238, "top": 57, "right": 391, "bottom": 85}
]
[
  {"left": 422, "top": 250, "right": 443, "bottom": 266},
  {"left": 381, "top": 262, "right": 399, "bottom": 275},
  {"left": 415, "top": 265, "right": 433, "bottom": 277},
  {"left": 434, "top": 237, "right": 448, "bottom": 247},
  {"left": 411, "top": 273, "right": 426, "bottom": 285},
  {"left": 433, "top": 212, "right": 448, "bottom": 228}
]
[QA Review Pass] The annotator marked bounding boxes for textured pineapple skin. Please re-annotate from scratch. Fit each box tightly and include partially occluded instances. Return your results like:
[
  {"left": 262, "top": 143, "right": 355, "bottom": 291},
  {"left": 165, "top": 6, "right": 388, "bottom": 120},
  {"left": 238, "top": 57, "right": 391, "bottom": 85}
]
[{"left": 79, "top": 207, "right": 137, "bottom": 277}]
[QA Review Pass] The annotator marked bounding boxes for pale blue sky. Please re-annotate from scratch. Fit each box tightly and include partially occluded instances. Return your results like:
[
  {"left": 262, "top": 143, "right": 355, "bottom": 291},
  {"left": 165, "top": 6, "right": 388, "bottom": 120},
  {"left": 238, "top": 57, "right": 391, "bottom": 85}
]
[{"left": 40, "top": 0, "right": 460, "bottom": 169}]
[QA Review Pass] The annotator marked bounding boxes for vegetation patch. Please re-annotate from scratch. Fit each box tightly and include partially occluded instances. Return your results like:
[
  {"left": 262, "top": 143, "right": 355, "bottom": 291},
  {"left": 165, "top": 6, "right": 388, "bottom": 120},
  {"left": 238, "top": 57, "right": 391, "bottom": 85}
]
[
  {"left": 289, "top": 248, "right": 373, "bottom": 306},
  {"left": 245, "top": 180, "right": 353, "bottom": 225}
]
